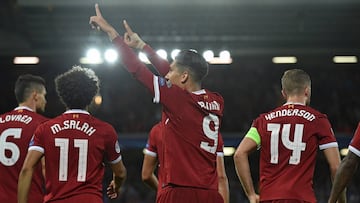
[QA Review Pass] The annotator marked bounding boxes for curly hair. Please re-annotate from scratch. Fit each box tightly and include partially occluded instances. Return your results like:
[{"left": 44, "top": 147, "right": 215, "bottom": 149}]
[
  {"left": 55, "top": 65, "right": 100, "bottom": 109},
  {"left": 15, "top": 74, "right": 46, "bottom": 103}
]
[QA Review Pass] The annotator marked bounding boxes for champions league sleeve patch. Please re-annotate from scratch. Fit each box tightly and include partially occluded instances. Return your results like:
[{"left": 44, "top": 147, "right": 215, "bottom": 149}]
[
  {"left": 115, "top": 140, "right": 121, "bottom": 153},
  {"left": 158, "top": 77, "right": 172, "bottom": 88},
  {"left": 159, "top": 77, "right": 166, "bottom": 86},
  {"left": 29, "top": 135, "right": 35, "bottom": 147}
]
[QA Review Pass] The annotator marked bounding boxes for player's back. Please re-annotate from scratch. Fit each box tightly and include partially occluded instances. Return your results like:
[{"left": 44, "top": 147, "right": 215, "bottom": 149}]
[
  {"left": 254, "top": 103, "right": 337, "bottom": 202},
  {"left": 0, "top": 107, "right": 47, "bottom": 203},
  {"left": 161, "top": 89, "right": 224, "bottom": 190},
  {"left": 34, "top": 110, "right": 121, "bottom": 202}
]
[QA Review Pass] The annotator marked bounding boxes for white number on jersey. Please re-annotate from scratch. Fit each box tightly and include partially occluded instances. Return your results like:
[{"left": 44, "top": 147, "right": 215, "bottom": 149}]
[
  {"left": 200, "top": 113, "right": 219, "bottom": 154},
  {"left": 55, "top": 138, "right": 89, "bottom": 182},
  {"left": 268, "top": 123, "right": 306, "bottom": 165},
  {"left": 0, "top": 128, "right": 22, "bottom": 166}
]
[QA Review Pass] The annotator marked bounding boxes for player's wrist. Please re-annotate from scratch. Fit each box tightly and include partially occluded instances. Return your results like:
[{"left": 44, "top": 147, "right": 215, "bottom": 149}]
[{"left": 108, "top": 29, "right": 120, "bottom": 41}]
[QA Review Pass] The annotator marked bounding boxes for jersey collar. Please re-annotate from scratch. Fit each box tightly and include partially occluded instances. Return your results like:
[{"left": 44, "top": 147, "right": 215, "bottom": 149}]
[
  {"left": 283, "top": 102, "right": 305, "bottom": 106},
  {"left": 64, "top": 109, "right": 90, "bottom": 115},
  {"left": 15, "top": 106, "right": 34, "bottom": 112},
  {"left": 192, "top": 89, "right": 206, "bottom": 95}
]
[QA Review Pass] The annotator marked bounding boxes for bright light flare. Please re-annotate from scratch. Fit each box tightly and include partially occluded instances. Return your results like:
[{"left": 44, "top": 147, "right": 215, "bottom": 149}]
[
  {"left": 13, "top": 57, "right": 40, "bottom": 65},
  {"left": 138, "top": 52, "right": 150, "bottom": 64},
  {"left": 272, "top": 56, "right": 297, "bottom": 64},
  {"left": 333, "top": 56, "right": 358, "bottom": 63},
  {"left": 203, "top": 50, "right": 214, "bottom": 62},
  {"left": 171, "top": 49, "right": 181, "bottom": 60},
  {"left": 104, "top": 49, "right": 118, "bottom": 63},
  {"left": 156, "top": 49, "right": 168, "bottom": 60}
]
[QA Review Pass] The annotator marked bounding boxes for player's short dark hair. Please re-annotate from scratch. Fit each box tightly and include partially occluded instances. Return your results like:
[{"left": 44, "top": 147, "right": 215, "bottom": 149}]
[
  {"left": 281, "top": 69, "right": 311, "bottom": 95},
  {"left": 14, "top": 74, "right": 46, "bottom": 103},
  {"left": 175, "top": 49, "right": 209, "bottom": 82},
  {"left": 55, "top": 65, "right": 99, "bottom": 109}
]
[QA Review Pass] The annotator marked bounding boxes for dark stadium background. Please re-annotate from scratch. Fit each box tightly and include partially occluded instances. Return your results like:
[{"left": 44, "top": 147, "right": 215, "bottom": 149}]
[{"left": 1, "top": 0, "right": 359, "bottom": 202}]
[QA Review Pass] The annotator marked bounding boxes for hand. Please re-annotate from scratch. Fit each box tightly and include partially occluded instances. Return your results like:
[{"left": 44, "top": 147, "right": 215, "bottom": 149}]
[
  {"left": 248, "top": 194, "right": 259, "bottom": 203},
  {"left": 123, "top": 20, "right": 146, "bottom": 49},
  {"left": 106, "top": 180, "right": 119, "bottom": 199},
  {"left": 89, "top": 4, "right": 119, "bottom": 40}
]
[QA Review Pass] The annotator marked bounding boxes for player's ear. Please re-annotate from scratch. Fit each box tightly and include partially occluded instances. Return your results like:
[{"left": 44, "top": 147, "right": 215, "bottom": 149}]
[
  {"left": 31, "top": 90, "right": 39, "bottom": 102},
  {"left": 181, "top": 70, "right": 189, "bottom": 84},
  {"left": 281, "top": 89, "right": 287, "bottom": 100},
  {"left": 304, "top": 86, "right": 311, "bottom": 97}
]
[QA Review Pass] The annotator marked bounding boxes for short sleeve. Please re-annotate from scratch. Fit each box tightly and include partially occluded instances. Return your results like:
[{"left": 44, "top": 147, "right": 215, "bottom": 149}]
[
  {"left": 28, "top": 123, "right": 45, "bottom": 153},
  {"left": 104, "top": 125, "right": 122, "bottom": 164},
  {"left": 349, "top": 123, "right": 360, "bottom": 157},
  {"left": 316, "top": 116, "right": 338, "bottom": 150}
]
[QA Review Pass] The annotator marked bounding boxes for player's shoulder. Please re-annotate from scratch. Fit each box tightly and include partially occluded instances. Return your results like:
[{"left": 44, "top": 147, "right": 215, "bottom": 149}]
[
  {"left": 301, "top": 105, "right": 328, "bottom": 118},
  {"left": 31, "top": 112, "right": 49, "bottom": 123},
  {"left": 205, "top": 89, "right": 224, "bottom": 100},
  {"left": 90, "top": 116, "right": 117, "bottom": 132}
]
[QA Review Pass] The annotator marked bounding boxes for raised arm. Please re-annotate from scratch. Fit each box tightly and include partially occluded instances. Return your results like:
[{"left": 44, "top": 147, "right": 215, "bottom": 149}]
[
  {"left": 123, "top": 20, "right": 170, "bottom": 76},
  {"left": 89, "top": 4, "right": 155, "bottom": 93}
]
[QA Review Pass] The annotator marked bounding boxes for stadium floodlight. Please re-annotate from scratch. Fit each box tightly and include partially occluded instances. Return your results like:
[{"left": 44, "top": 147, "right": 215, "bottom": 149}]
[
  {"left": 171, "top": 49, "right": 181, "bottom": 60},
  {"left": 340, "top": 148, "right": 349, "bottom": 156},
  {"left": 333, "top": 56, "right": 358, "bottom": 64},
  {"left": 223, "top": 147, "right": 236, "bottom": 156},
  {"left": 81, "top": 48, "right": 103, "bottom": 64},
  {"left": 13, "top": 56, "right": 40, "bottom": 65},
  {"left": 104, "top": 48, "right": 118, "bottom": 63},
  {"left": 156, "top": 49, "right": 168, "bottom": 60},
  {"left": 203, "top": 50, "right": 214, "bottom": 62},
  {"left": 86, "top": 48, "right": 101, "bottom": 60},
  {"left": 219, "top": 50, "right": 231, "bottom": 60},
  {"left": 272, "top": 56, "right": 297, "bottom": 64},
  {"left": 138, "top": 52, "right": 150, "bottom": 64},
  {"left": 94, "top": 95, "right": 102, "bottom": 105}
]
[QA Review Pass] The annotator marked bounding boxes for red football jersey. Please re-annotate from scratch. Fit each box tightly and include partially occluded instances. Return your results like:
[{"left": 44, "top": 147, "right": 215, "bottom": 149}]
[
  {"left": 29, "top": 110, "right": 122, "bottom": 203},
  {"left": 249, "top": 103, "right": 338, "bottom": 202},
  {"left": 113, "top": 37, "right": 224, "bottom": 190},
  {"left": 0, "top": 106, "right": 47, "bottom": 203},
  {"left": 349, "top": 123, "right": 360, "bottom": 157},
  {"left": 144, "top": 122, "right": 164, "bottom": 191}
]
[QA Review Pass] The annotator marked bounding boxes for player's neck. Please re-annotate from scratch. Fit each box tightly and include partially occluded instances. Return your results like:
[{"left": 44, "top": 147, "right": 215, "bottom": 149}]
[
  {"left": 286, "top": 95, "right": 307, "bottom": 105},
  {"left": 184, "top": 82, "right": 202, "bottom": 93},
  {"left": 18, "top": 101, "right": 36, "bottom": 112}
]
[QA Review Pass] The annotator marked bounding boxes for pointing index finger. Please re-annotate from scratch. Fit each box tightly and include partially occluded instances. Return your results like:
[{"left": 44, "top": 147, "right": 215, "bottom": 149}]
[
  {"left": 123, "top": 20, "right": 134, "bottom": 35},
  {"left": 95, "top": 3, "right": 102, "bottom": 17}
]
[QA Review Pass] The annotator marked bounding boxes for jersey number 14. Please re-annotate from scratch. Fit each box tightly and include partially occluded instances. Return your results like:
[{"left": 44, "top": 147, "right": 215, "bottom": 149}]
[{"left": 268, "top": 123, "right": 306, "bottom": 165}]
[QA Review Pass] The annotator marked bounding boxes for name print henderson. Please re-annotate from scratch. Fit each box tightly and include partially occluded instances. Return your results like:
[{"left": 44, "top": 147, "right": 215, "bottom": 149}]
[
  {"left": 50, "top": 119, "right": 96, "bottom": 136},
  {"left": 265, "top": 108, "right": 316, "bottom": 122}
]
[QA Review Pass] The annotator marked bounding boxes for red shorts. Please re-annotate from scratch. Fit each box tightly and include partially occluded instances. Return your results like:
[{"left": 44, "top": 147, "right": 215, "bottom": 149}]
[
  {"left": 157, "top": 185, "right": 224, "bottom": 203},
  {"left": 261, "top": 200, "right": 312, "bottom": 203},
  {"left": 45, "top": 194, "right": 103, "bottom": 203}
]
